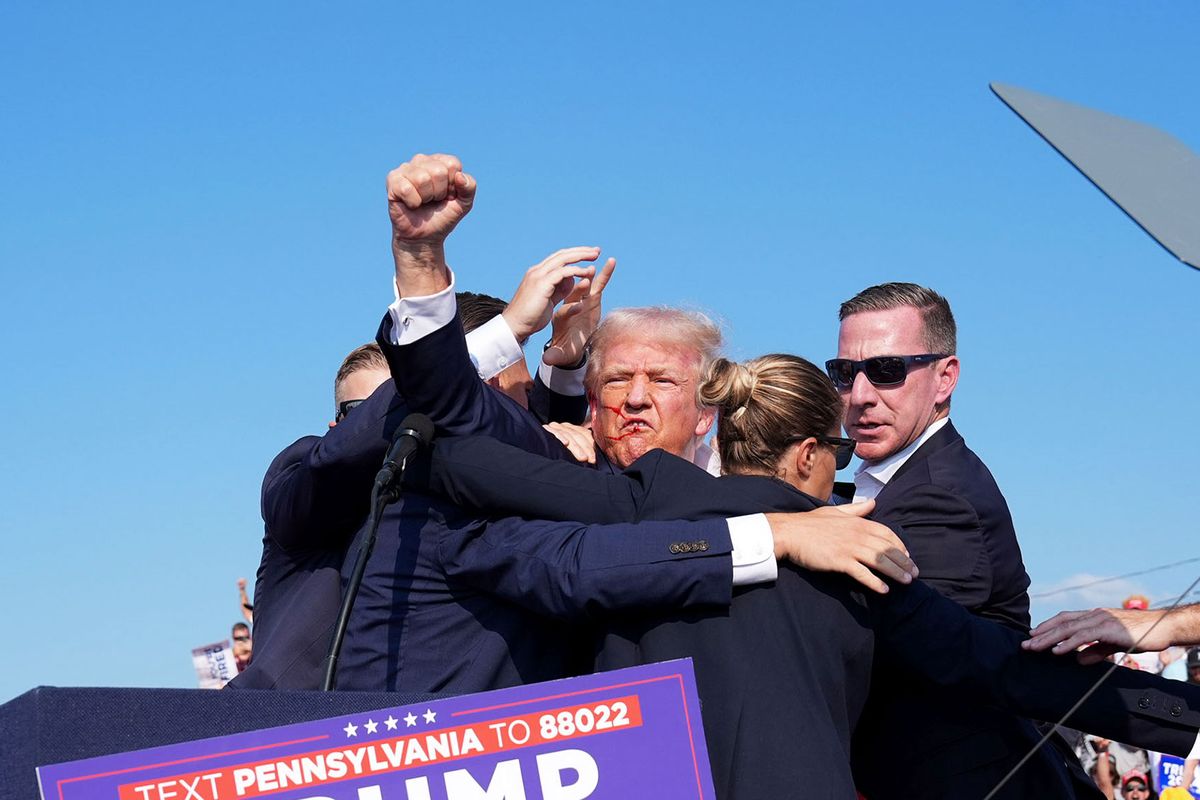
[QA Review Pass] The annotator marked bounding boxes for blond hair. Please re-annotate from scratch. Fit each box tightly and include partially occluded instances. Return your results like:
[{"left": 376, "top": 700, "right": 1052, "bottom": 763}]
[
  {"left": 699, "top": 354, "right": 842, "bottom": 475},
  {"left": 585, "top": 307, "right": 724, "bottom": 400}
]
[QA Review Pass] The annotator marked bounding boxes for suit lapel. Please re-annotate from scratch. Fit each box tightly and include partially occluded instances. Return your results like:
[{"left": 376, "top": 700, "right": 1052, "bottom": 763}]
[{"left": 879, "top": 420, "right": 962, "bottom": 492}]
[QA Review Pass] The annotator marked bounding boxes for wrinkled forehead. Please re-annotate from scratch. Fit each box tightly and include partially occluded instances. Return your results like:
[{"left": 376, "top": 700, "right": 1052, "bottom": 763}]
[
  {"left": 596, "top": 335, "right": 704, "bottom": 379},
  {"left": 836, "top": 307, "right": 928, "bottom": 359}
]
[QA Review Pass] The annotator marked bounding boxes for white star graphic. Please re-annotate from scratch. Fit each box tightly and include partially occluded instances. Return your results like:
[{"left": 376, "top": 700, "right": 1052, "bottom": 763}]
[
  {"left": 384, "top": 715, "right": 399, "bottom": 731},
  {"left": 344, "top": 722, "right": 358, "bottom": 737},
  {"left": 423, "top": 708, "right": 437, "bottom": 724},
  {"left": 364, "top": 719, "right": 379, "bottom": 734},
  {"left": 404, "top": 712, "right": 418, "bottom": 727}
]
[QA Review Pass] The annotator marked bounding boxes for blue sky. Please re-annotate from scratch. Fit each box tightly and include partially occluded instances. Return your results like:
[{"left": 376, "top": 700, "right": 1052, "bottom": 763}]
[{"left": 2, "top": 2, "right": 1198, "bottom": 702}]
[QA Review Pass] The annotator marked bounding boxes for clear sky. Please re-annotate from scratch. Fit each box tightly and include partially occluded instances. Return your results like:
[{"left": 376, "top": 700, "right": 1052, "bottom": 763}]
[{"left": 2, "top": 2, "right": 1198, "bottom": 702}]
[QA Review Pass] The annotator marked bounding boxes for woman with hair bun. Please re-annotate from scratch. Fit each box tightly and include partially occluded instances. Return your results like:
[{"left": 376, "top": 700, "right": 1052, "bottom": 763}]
[{"left": 699, "top": 354, "right": 856, "bottom": 504}]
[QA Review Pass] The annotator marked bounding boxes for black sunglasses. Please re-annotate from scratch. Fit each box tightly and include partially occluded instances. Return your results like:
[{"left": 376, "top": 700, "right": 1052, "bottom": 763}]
[
  {"left": 817, "top": 435, "right": 857, "bottom": 470},
  {"left": 335, "top": 399, "right": 366, "bottom": 422},
  {"left": 788, "top": 434, "right": 857, "bottom": 470},
  {"left": 824, "top": 354, "right": 948, "bottom": 391}
]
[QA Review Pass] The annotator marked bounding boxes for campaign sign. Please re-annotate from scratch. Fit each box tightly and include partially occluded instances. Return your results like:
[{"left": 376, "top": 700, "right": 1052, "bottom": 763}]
[
  {"left": 1157, "top": 754, "right": 1200, "bottom": 797},
  {"left": 192, "top": 640, "right": 238, "bottom": 689},
  {"left": 37, "top": 660, "right": 714, "bottom": 800}
]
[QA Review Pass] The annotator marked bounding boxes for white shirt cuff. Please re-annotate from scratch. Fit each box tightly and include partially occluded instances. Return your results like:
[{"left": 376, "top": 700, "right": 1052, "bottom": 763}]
[
  {"left": 1188, "top": 730, "right": 1200, "bottom": 761},
  {"left": 537, "top": 360, "right": 587, "bottom": 396},
  {"left": 467, "top": 315, "right": 524, "bottom": 381},
  {"left": 387, "top": 270, "right": 458, "bottom": 345},
  {"left": 728, "top": 513, "right": 777, "bottom": 586},
  {"left": 384, "top": 269, "right": 524, "bottom": 381}
]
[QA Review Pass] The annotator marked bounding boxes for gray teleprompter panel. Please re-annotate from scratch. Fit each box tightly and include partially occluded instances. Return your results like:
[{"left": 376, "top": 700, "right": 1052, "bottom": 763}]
[{"left": 991, "top": 81, "right": 1200, "bottom": 271}]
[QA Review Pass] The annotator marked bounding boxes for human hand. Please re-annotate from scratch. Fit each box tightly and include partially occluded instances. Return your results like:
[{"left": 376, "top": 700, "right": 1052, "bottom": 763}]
[
  {"left": 766, "top": 501, "right": 918, "bottom": 594},
  {"left": 1022, "top": 607, "right": 1177, "bottom": 664},
  {"left": 237, "top": 578, "right": 247, "bottom": 590},
  {"left": 544, "top": 257, "right": 616, "bottom": 367},
  {"left": 387, "top": 153, "right": 476, "bottom": 248},
  {"left": 387, "top": 154, "right": 477, "bottom": 296},
  {"left": 502, "top": 247, "right": 601, "bottom": 342},
  {"left": 543, "top": 422, "right": 596, "bottom": 464}
]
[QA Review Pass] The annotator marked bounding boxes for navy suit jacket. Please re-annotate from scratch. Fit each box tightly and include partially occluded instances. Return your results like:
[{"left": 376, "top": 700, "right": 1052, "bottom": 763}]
[
  {"left": 232, "top": 352, "right": 588, "bottom": 691},
  {"left": 325, "top": 313, "right": 737, "bottom": 692},
  {"left": 853, "top": 421, "right": 1051, "bottom": 799},
  {"left": 424, "top": 435, "right": 1200, "bottom": 799}
]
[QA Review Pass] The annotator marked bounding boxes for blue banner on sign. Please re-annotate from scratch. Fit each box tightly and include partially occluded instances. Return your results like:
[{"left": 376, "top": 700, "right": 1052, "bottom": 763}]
[
  {"left": 37, "top": 660, "right": 714, "bottom": 800},
  {"left": 1158, "top": 754, "right": 1200, "bottom": 798}
]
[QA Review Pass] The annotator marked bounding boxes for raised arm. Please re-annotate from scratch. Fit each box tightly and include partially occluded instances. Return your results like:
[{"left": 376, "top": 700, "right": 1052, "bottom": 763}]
[
  {"left": 388, "top": 153, "right": 473, "bottom": 298},
  {"left": 383, "top": 152, "right": 608, "bottom": 446},
  {"left": 380, "top": 247, "right": 600, "bottom": 441},
  {"left": 528, "top": 256, "right": 616, "bottom": 426},
  {"left": 237, "top": 578, "right": 254, "bottom": 625}
]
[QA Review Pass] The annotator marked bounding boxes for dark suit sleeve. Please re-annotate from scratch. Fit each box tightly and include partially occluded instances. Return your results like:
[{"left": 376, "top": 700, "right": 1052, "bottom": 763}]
[
  {"left": 425, "top": 435, "right": 648, "bottom": 522},
  {"left": 527, "top": 369, "right": 589, "bottom": 425},
  {"left": 427, "top": 436, "right": 801, "bottom": 524},
  {"left": 377, "top": 313, "right": 568, "bottom": 457},
  {"left": 875, "top": 579, "right": 1200, "bottom": 756},
  {"left": 437, "top": 515, "right": 734, "bottom": 620},
  {"left": 872, "top": 482, "right": 993, "bottom": 612},
  {"left": 261, "top": 379, "right": 407, "bottom": 551}
]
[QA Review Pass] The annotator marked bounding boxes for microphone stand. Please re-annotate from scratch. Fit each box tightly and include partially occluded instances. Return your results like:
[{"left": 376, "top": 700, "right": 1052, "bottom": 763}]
[{"left": 321, "top": 424, "right": 424, "bottom": 692}]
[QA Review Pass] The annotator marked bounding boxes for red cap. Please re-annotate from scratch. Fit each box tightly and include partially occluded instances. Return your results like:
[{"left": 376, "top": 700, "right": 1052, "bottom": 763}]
[
  {"left": 1120, "top": 769, "right": 1150, "bottom": 788},
  {"left": 1123, "top": 594, "right": 1150, "bottom": 610}
]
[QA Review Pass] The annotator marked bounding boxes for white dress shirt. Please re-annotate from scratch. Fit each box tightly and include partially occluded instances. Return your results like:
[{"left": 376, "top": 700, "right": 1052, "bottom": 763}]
[
  {"left": 852, "top": 417, "right": 951, "bottom": 503},
  {"left": 386, "top": 274, "right": 776, "bottom": 585}
]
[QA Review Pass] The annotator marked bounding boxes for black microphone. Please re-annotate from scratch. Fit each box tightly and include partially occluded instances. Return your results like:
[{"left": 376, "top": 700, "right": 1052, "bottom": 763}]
[{"left": 375, "top": 413, "right": 435, "bottom": 488}]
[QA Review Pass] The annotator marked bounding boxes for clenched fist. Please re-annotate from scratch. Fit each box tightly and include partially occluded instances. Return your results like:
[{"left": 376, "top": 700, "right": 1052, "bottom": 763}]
[{"left": 387, "top": 153, "right": 477, "bottom": 246}]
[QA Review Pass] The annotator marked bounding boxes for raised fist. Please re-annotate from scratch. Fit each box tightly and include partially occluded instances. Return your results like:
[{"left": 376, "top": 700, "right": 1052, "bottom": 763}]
[{"left": 386, "top": 153, "right": 477, "bottom": 247}]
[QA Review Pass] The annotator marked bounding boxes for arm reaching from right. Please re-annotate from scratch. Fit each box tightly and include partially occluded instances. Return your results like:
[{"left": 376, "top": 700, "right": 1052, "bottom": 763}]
[{"left": 1023, "top": 603, "right": 1200, "bottom": 664}]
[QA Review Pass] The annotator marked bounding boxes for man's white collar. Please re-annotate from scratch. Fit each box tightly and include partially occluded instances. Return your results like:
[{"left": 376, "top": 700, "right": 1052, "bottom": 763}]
[{"left": 855, "top": 417, "right": 950, "bottom": 487}]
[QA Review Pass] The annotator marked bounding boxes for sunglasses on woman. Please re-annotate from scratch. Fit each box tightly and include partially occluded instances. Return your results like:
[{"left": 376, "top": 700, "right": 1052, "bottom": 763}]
[{"left": 788, "top": 434, "right": 857, "bottom": 470}]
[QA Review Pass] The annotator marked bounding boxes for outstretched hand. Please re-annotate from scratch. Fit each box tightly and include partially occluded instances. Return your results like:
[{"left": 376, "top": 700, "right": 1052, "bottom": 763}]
[
  {"left": 544, "top": 257, "right": 616, "bottom": 367},
  {"left": 1022, "top": 606, "right": 1179, "bottom": 664},
  {"left": 767, "top": 500, "right": 918, "bottom": 594},
  {"left": 501, "top": 247, "right": 602, "bottom": 343}
]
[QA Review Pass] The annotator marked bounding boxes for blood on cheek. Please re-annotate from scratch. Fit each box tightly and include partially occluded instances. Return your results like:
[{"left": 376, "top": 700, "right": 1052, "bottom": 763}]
[{"left": 600, "top": 405, "right": 643, "bottom": 442}]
